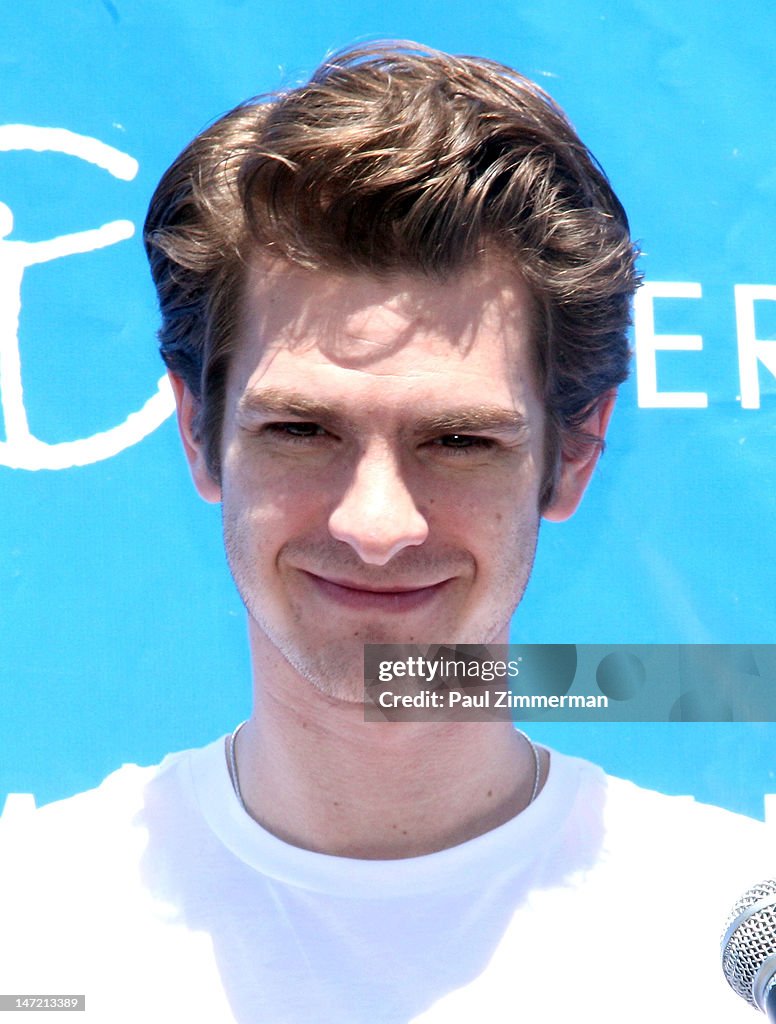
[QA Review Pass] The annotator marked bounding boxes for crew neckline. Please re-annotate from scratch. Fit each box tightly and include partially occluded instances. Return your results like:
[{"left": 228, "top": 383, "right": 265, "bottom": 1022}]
[{"left": 183, "top": 735, "right": 590, "bottom": 899}]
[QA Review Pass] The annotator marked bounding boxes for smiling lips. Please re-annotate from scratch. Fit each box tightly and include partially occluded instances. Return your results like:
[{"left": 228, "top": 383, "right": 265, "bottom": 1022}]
[{"left": 303, "top": 571, "right": 451, "bottom": 612}]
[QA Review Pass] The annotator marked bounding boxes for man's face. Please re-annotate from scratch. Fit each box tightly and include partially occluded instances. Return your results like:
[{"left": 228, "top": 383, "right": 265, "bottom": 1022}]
[{"left": 179, "top": 259, "right": 598, "bottom": 701}]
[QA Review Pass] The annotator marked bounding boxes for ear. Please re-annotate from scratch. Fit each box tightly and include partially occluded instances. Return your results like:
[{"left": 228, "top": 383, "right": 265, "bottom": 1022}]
[
  {"left": 168, "top": 372, "right": 222, "bottom": 503},
  {"left": 542, "top": 392, "right": 616, "bottom": 523}
]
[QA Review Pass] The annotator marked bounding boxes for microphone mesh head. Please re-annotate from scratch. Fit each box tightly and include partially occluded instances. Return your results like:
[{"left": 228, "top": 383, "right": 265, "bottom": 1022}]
[{"left": 721, "top": 880, "right": 776, "bottom": 1008}]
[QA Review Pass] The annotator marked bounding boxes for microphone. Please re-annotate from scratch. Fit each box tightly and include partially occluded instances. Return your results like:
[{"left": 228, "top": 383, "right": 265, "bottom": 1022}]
[{"left": 722, "top": 880, "right": 776, "bottom": 1019}]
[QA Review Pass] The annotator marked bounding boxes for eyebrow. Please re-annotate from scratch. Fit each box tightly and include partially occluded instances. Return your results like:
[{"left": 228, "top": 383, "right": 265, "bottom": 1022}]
[
  {"left": 237, "top": 387, "right": 530, "bottom": 435},
  {"left": 412, "top": 408, "right": 529, "bottom": 435},
  {"left": 237, "top": 389, "right": 339, "bottom": 423}
]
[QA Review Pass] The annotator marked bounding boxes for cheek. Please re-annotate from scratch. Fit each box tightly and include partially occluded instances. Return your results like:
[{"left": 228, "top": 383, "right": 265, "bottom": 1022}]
[
  {"left": 222, "top": 439, "right": 330, "bottom": 512},
  {"left": 433, "top": 466, "right": 540, "bottom": 534},
  {"left": 457, "top": 479, "right": 542, "bottom": 591}
]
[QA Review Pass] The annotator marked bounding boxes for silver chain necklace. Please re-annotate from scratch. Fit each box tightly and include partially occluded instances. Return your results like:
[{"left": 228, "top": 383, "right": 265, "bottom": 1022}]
[
  {"left": 226, "top": 719, "right": 248, "bottom": 811},
  {"left": 226, "top": 720, "right": 541, "bottom": 814}
]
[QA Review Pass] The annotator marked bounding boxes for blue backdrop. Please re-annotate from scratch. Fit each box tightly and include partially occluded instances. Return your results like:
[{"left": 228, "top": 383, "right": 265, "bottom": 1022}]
[{"left": 1, "top": 1, "right": 774, "bottom": 818}]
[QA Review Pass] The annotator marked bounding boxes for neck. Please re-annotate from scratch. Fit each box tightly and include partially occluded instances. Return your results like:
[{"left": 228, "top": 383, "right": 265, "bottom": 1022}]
[{"left": 231, "top": 641, "right": 547, "bottom": 859}]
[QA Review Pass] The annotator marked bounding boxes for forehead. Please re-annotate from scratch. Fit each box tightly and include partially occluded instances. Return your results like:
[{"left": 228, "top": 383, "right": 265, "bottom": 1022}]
[{"left": 229, "top": 258, "right": 541, "bottom": 404}]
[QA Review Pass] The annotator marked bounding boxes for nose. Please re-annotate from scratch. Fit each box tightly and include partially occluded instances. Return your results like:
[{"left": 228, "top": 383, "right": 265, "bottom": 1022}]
[{"left": 328, "top": 446, "right": 429, "bottom": 565}]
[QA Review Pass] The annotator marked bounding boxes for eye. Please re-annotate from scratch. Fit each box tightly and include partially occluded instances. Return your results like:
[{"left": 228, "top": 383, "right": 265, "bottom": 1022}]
[
  {"left": 433, "top": 434, "right": 495, "bottom": 453},
  {"left": 265, "top": 421, "right": 328, "bottom": 439}
]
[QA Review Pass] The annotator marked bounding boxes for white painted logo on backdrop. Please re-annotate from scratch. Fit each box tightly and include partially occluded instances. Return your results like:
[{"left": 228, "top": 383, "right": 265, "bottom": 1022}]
[
  {"left": 0, "top": 125, "right": 174, "bottom": 470},
  {"left": 634, "top": 281, "right": 776, "bottom": 409}
]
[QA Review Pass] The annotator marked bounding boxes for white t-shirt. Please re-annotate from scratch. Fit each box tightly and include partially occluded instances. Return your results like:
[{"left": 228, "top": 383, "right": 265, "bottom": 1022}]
[{"left": 0, "top": 737, "right": 771, "bottom": 1022}]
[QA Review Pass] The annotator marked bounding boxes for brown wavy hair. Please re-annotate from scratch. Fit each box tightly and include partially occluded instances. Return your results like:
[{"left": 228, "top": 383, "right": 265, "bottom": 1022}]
[{"left": 144, "top": 41, "right": 640, "bottom": 505}]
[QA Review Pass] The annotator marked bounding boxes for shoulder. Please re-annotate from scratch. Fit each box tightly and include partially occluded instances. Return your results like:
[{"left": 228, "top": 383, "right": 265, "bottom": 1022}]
[
  {"left": 553, "top": 749, "right": 770, "bottom": 842},
  {"left": 0, "top": 742, "right": 216, "bottom": 876},
  {"left": 0, "top": 742, "right": 226, "bottom": 1001},
  {"left": 590, "top": 764, "right": 774, "bottom": 915},
  {"left": 545, "top": 750, "right": 773, "bottom": 904},
  {"left": 600, "top": 768, "right": 770, "bottom": 846}
]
